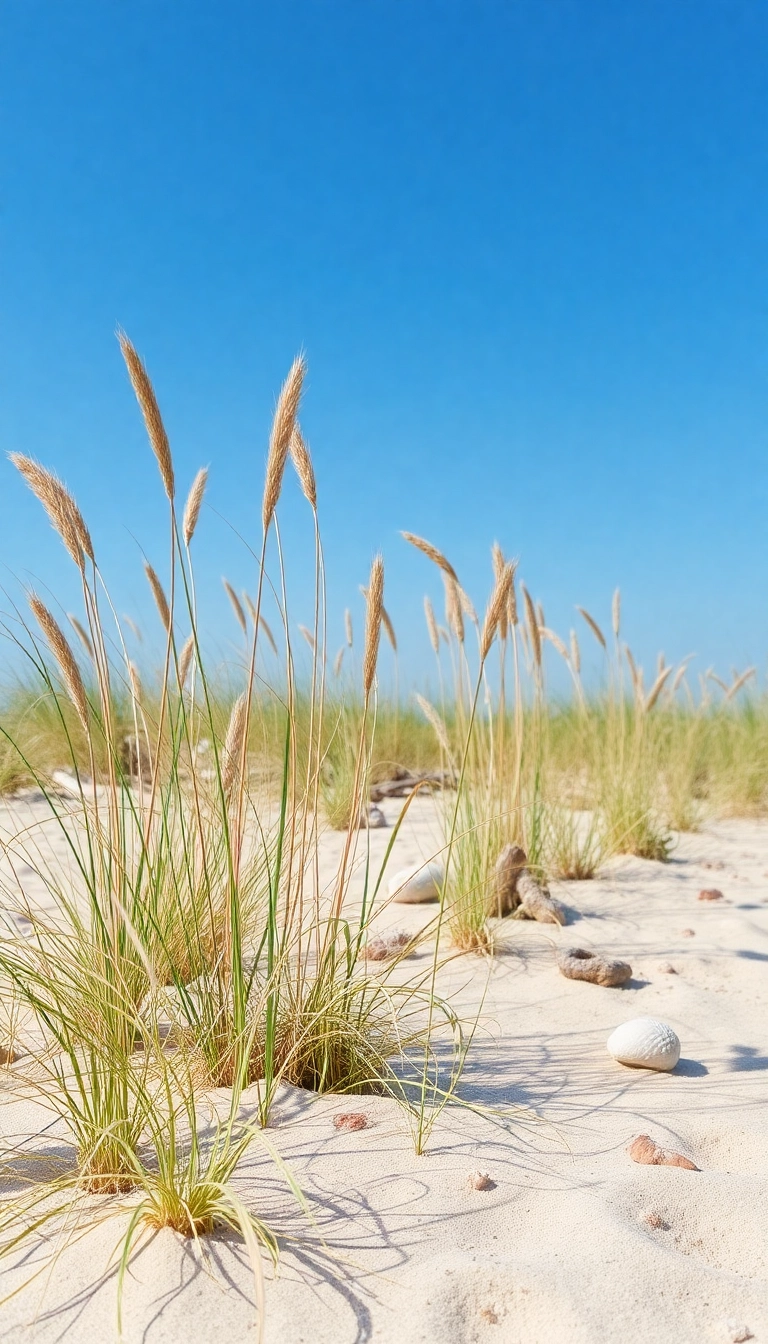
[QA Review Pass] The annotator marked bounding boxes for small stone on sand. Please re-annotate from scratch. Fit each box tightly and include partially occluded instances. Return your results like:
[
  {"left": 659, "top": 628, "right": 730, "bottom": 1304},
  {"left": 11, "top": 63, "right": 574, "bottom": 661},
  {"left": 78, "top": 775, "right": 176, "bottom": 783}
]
[
  {"left": 698, "top": 888, "right": 724, "bottom": 901},
  {"left": 681, "top": 928, "right": 696, "bottom": 937},
  {"left": 657, "top": 962, "right": 677, "bottom": 974},
  {"left": 726, "top": 1323, "right": 754, "bottom": 1343},
  {"left": 468, "top": 1170, "right": 495, "bottom": 1190},
  {"left": 628, "top": 1134, "right": 699, "bottom": 1170},
  {"left": 644, "top": 1212, "right": 670, "bottom": 1230},
  {"left": 479, "top": 1307, "right": 499, "bottom": 1324}
]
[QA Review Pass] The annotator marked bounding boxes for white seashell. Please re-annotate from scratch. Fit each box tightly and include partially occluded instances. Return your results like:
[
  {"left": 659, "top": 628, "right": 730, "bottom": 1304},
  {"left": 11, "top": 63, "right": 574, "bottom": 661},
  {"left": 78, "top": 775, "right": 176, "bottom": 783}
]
[
  {"left": 388, "top": 860, "right": 444, "bottom": 904},
  {"left": 607, "top": 1017, "right": 681, "bottom": 1071}
]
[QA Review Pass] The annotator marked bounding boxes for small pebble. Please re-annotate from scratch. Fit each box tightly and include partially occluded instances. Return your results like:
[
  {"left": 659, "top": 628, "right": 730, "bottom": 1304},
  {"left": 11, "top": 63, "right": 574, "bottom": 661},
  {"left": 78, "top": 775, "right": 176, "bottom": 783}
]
[
  {"left": 628, "top": 1135, "right": 699, "bottom": 1170},
  {"left": 657, "top": 962, "right": 677, "bottom": 974},
  {"left": 681, "top": 928, "right": 696, "bottom": 937},
  {"left": 479, "top": 1307, "right": 499, "bottom": 1324},
  {"left": 333, "top": 1112, "right": 368, "bottom": 1131},
  {"left": 469, "top": 1170, "right": 495, "bottom": 1190},
  {"left": 726, "top": 1323, "right": 754, "bottom": 1343},
  {"left": 698, "top": 888, "right": 724, "bottom": 901},
  {"left": 644, "top": 1212, "right": 670, "bottom": 1230}
]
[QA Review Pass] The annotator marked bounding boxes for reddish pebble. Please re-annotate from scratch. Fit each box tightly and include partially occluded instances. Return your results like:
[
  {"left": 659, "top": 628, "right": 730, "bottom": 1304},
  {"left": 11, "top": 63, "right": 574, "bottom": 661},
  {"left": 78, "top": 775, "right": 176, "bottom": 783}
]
[
  {"left": 681, "top": 929, "right": 695, "bottom": 937},
  {"left": 333, "top": 1112, "right": 368, "bottom": 1131},
  {"left": 644, "top": 1211, "right": 670, "bottom": 1230},
  {"left": 468, "top": 1170, "right": 495, "bottom": 1190},
  {"left": 698, "top": 888, "right": 724, "bottom": 901}
]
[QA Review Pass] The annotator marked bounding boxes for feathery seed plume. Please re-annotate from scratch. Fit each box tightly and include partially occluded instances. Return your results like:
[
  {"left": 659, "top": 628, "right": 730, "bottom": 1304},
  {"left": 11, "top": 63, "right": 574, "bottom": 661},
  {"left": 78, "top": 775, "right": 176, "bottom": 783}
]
[
  {"left": 29, "top": 595, "right": 89, "bottom": 732},
  {"left": 290, "top": 423, "right": 316, "bottom": 508},
  {"left": 424, "top": 595, "right": 439, "bottom": 654},
  {"left": 124, "top": 616, "right": 143, "bottom": 643},
  {"left": 381, "top": 605, "right": 397, "bottom": 652},
  {"left": 222, "top": 579, "right": 247, "bottom": 635},
  {"left": 259, "top": 615, "right": 278, "bottom": 656},
  {"left": 521, "top": 585, "right": 541, "bottom": 667},
  {"left": 298, "top": 624, "right": 315, "bottom": 652},
  {"left": 540, "top": 627, "right": 570, "bottom": 662},
  {"left": 178, "top": 634, "right": 195, "bottom": 689},
  {"left": 221, "top": 693, "right": 248, "bottom": 794},
  {"left": 262, "top": 355, "right": 306, "bottom": 531},
  {"left": 612, "top": 588, "right": 621, "bottom": 638},
  {"left": 576, "top": 606, "right": 607, "bottom": 650},
  {"left": 726, "top": 667, "right": 756, "bottom": 700},
  {"left": 401, "top": 532, "right": 458, "bottom": 583},
  {"left": 128, "top": 661, "right": 143, "bottom": 704},
  {"left": 444, "top": 575, "right": 465, "bottom": 644},
  {"left": 480, "top": 561, "right": 514, "bottom": 659},
  {"left": 68, "top": 614, "right": 94, "bottom": 659},
  {"left": 118, "top": 333, "right": 175, "bottom": 501},
  {"left": 183, "top": 467, "right": 208, "bottom": 545},
  {"left": 414, "top": 693, "right": 451, "bottom": 756},
  {"left": 362, "top": 555, "right": 384, "bottom": 696},
  {"left": 492, "top": 544, "right": 508, "bottom": 640},
  {"left": 344, "top": 608, "right": 353, "bottom": 647},
  {"left": 10, "top": 454, "right": 93, "bottom": 570},
  {"left": 570, "top": 629, "right": 581, "bottom": 675},
  {"left": 644, "top": 665, "right": 673, "bottom": 712},
  {"left": 144, "top": 562, "right": 171, "bottom": 632},
  {"left": 333, "top": 646, "right": 345, "bottom": 677}
]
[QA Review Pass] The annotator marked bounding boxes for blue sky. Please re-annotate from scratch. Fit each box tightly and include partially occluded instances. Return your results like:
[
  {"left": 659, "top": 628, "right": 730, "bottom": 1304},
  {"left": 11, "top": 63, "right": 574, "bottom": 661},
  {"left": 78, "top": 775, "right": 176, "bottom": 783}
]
[{"left": 0, "top": 1, "right": 766, "bottom": 689}]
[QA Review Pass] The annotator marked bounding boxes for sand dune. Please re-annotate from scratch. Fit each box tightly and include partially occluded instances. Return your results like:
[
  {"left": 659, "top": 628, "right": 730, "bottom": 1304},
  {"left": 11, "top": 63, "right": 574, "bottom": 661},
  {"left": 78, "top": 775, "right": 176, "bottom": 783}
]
[{"left": 0, "top": 795, "right": 766, "bottom": 1343}]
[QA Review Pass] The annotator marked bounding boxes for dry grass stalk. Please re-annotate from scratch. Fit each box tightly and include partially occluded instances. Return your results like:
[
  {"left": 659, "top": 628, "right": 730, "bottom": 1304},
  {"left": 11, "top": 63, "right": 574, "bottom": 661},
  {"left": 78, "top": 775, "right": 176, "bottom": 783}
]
[
  {"left": 243, "top": 593, "right": 278, "bottom": 654},
  {"left": 118, "top": 333, "right": 175, "bottom": 501},
  {"left": 381, "top": 606, "right": 397, "bottom": 653},
  {"left": 124, "top": 616, "right": 142, "bottom": 643},
  {"left": 68, "top": 614, "right": 94, "bottom": 659},
  {"left": 424, "top": 595, "right": 439, "bottom": 654},
  {"left": 10, "top": 454, "right": 94, "bottom": 570},
  {"left": 29, "top": 595, "right": 89, "bottom": 732},
  {"left": 671, "top": 659, "right": 692, "bottom": 695},
  {"left": 222, "top": 579, "right": 247, "bottom": 635},
  {"left": 480, "top": 561, "right": 513, "bottom": 659},
  {"left": 570, "top": 629, "right": 581, "bottom": 675},
  {"left": 540, "top": 627, "right": 570, "bottom": 662},
  {"left": 333, "top": 647, "right": 344, "bottom": 677},
  {"left": 444, "top": 576, "right": 465, "bottom": 644},
  {"left": 459, "top": 586, "right": 477, "bottom": 625},
  {"left": 128, "top": 661, "right": 143, "bottom": 704},
  {"left": 144, "top": 562, "right": 171, "bottom": 632},
  {"left": 492, "top": 544, "right": 508, "bottom": 639},
  {"left": 178, "top": 634, "right": 195, "bottom": 689},
  {"left": 401, "top": 532, "right": 458, "bottom": 583},
  {"left": 182, "top": 467, "right": 208, "bottom": 544},
  {"left": 507, "top": 566, "right": 518, "bottom": 626},
  {"left": 535, "top": 600, "right": 545, "bottom": 629},
  {"left": 414, "top": 693, "right": 451, "bottom": 756},
  {"left": 726, "top": 667, "right": 756, "bottom": 700},
  {"left": 521, "top": 585, "right": 541, "bottom": 667},
  {"left": 262, "top": 355, "right": 306, "bottom": 531},
  {"left": 221, "top": 693, "right": 248, "bottom": 794},
  {"left": 645, "top": 665, "right": 673, "bottom": 712},
  {"left": 345, "top": 608, "right": 353, "bottom": 648},
  {"left": 576, "top": 606, "right": 607, "bottom": 650},
  {"left": 624, "top": 645, "right": 642, "bottom": 700},
  {"left": 362, "top": 555, "right": 384, "bottom": 696},
  {"left": 290, "top": 424, "right": 316, "bottom": 508},
  {"left": 258, "top": 614, "right": 278, "bottom": 656},
  {"left": 298, "top": 625, "right": 315, "bottom": 652},
  {"left": 612, "top": 587, "right": 621, "bottom": 638}
]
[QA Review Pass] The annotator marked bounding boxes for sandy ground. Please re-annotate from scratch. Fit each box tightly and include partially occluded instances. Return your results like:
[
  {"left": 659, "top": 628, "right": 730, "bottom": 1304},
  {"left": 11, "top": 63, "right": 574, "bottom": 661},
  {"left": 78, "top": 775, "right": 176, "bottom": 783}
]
[{"left": 0, "top": 792, "right": 766, "bottom": 1343}]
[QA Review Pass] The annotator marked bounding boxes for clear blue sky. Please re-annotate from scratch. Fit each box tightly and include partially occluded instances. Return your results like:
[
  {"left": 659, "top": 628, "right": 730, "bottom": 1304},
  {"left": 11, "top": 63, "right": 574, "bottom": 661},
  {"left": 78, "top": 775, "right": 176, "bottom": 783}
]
[{"left": 0, "top": 1, "right": 766, "bottom": 688}]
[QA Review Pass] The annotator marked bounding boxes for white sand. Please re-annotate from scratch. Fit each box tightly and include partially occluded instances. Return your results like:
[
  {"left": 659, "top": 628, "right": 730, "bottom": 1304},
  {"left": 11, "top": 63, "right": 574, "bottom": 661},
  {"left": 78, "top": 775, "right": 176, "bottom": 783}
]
[{"left": 0, "top": 794, "right": 766, "bottom": 1343}]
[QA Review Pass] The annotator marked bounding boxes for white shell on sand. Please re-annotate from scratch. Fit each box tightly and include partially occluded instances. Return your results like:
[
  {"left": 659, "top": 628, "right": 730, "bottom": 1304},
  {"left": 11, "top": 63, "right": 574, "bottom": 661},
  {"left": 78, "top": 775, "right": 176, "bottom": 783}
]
[
  {"left": 607, "top": 1017, "right": 681, "bottom": 1071},
  {"left": 388, "top": 860, "right": 444, "bottom": 904}
]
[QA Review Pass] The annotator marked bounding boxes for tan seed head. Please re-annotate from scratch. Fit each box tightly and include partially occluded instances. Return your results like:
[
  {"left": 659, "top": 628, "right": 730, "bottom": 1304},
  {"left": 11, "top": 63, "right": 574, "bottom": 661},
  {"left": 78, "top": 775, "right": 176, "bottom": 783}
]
[
  {"left": 262, "top": 355, "right": 306, "bottom": 532},
  {"left": 118, "top": 333, "right": 175, "bottom": 501},
  {"left": 183, "top": 467, "right": 208, "bottom": 545},
  {"left": 362, "top": 555, "right": 384, "bottom": 696}
]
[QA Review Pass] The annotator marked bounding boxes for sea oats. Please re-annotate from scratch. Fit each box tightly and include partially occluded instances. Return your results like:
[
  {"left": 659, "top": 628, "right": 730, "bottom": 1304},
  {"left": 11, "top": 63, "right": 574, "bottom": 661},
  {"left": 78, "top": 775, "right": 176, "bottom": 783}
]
[
  {"left": 401, "top": 532, "right": 458, "bottom": 583},
  {"left": 118, "top": 333, "right": 175, "bottom": 501},
  {"left": 290, "top": 423, "right": 316, "bottom": 508},
  {"left": 444, "top": 575, "right": 465, "bottom": 644},
  {"left": 414, "top": 693, "right": 451, "bottom": 755},
  {"left": 570, "top": 629, "right": 581, "bottom": 675},
  {"left": 576, "top": 606, "right": 607, "bottom": 650},
  {"left": 221, "top": 693, "right": 248, "bottom": 794},
  {"left": 178, "top": 634, "right": 195, "bottom": 689},
  {"left": 540, "top": 627, "right": 570, "bottom": 662},
  {"left": 345, "top": 608, "right": 353, "bottom": 648},
  {"left": 480, "top": 561, "right": 513, "bottom": 659},
  {"left": 521, "top": 585, "right": 541, "bottom": 667},
  {"left": 128, "top": 661, "right": 143, "bottom": 704},
  {"left": 298, "top": 624, "right": 315, "bottom": 652},
  {"left": 492, "top": 543, "right": 508, "bottom": 639},
  {"left": 726, "top": 667, "right": 756, "bottom": 700},
  {"left": 10, "top": 454, "right": 93, "bottom": 570},
  {"left": 262, "top": 355, "right": 306, "bottom": 531},
  {"left": 29, "top": 595, "right": 89, "bottom": 732},
  {"left": 362, "top": 555, "right": 384, "bottom": 696},
  {"left": 333, "top": 646, "right": 345, "bottom": 677},
  {"left": 424, "top": 595, "right": 439, "bottom": 655},
  {"left": 645, "top": 665, "right": 673, "bottom": 712},
  {"left": 124, "top": 616, "right": 143, "bottom": 643},
  {"left": 612, "top": 587, "right": 621, "bottom": 638},
  {"left": 222, "top": 579, "right": 247, "bottom": 635},
  {"left": 259, "top": 615, "right": 278, "bottom": 656},
  {"left": 144, "top": 562, "right": 171, "bottom": 633},
  {"left": 68, "top": 614, "right": 94, "bottom": 660},
  {"left": 182, "top": 467, "right": 208, "bottom": 545}
]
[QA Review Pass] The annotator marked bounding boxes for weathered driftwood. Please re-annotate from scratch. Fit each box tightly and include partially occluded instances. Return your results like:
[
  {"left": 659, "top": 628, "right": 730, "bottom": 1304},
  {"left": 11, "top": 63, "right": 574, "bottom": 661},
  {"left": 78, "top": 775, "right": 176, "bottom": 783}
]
[
  {"left": 557, "top": 946, "right": 632, "bottom": 987},
  {"left": 369, "top": 770, "right": 455, "bottom": 801},
  {"left": 490, "top": 844, "right": 567, "bottom": 925}
]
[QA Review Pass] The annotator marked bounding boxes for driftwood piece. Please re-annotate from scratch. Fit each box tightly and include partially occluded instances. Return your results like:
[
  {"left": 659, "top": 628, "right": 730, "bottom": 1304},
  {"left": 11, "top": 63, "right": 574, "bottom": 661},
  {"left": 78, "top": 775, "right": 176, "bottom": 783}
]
[
  {"left": 491, "top": 844, "right": 528, "bottom": 915},
  {"left": 514, "top": 869, "right": 567, "bottom": 925},
  {"left": 557, "top": 946, "right": 632, "bottom": 987},
  {"left": 369, "top": 770, "right": 455, "bottom": 801}
]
